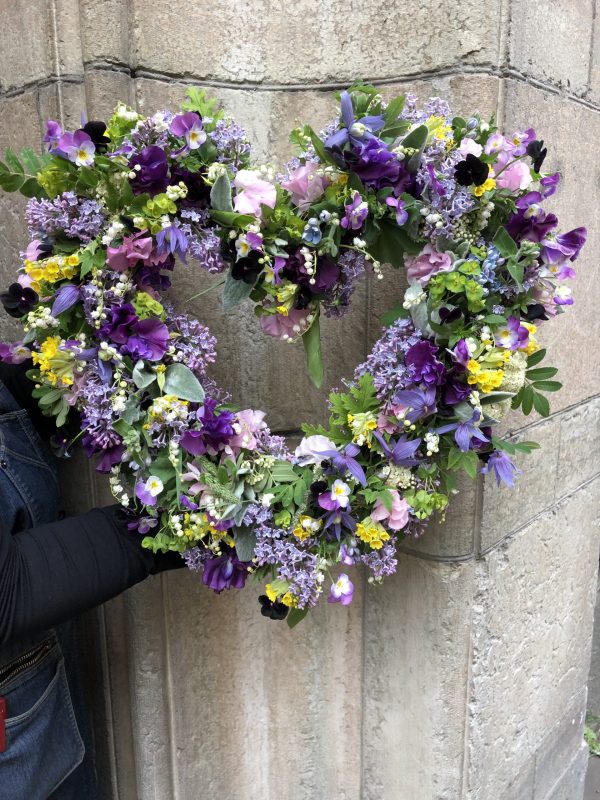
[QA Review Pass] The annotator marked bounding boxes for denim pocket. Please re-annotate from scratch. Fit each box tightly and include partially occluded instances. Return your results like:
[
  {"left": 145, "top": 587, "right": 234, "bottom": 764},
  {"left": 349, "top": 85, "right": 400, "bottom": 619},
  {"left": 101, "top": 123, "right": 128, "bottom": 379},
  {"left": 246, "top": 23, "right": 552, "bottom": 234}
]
[{"left": 0, "top": 649, "right": 85, "bottom": 800}]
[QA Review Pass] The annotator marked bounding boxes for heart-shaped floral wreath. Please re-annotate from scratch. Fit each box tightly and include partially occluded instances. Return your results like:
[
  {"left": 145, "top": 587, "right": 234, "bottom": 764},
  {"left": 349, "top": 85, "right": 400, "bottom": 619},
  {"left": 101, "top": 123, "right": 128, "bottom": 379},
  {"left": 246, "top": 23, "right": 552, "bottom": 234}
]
[{"left": 0, "top": 84, "right": 585, "bottom": 625}]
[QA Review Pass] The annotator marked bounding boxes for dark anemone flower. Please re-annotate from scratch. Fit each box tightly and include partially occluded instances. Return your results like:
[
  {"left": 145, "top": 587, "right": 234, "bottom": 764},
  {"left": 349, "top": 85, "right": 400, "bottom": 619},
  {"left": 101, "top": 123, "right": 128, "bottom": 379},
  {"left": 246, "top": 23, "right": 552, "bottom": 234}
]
[
  {"left": 526, "top": 139, "right": 547, "bottom": 173},
  {"left": 258, "top": 595, "right": 289, "bottom": 620},
  {"left": 203, "top": 549, "right": 249, "bottom": 592},
  {"left": 0, "top": 283, "right": 39, "bottom": 318},
  {"left": 455, "top": 154, "right": 489, "bottom": 187},
  {"left": 80, "top": 120, "right": 111, "bottom": 152},
  {"left": 129, "top": 145, "right": 169, "bottom": 196}
]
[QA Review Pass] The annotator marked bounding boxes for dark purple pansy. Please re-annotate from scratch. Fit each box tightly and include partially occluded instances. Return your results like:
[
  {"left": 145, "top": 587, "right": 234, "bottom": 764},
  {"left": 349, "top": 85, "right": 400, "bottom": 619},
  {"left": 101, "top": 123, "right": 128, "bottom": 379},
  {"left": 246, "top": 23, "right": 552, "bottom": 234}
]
[
  {"left": 0, "top": 283, "right": 39, "bottom": 318},
  {"left": 124, "top": 317, "right": 170, "bottom": 362},
  {"left": 129, "top": 146, "right": 169, "bottom": 196},
  {"left": 405, "top": 340, "right": 445, "bottom": 386}
]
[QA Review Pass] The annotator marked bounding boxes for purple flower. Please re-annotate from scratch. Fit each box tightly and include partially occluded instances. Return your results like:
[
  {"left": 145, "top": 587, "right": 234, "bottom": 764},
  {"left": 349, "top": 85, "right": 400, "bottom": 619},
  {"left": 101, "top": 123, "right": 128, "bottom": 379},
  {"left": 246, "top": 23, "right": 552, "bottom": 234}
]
[
  {"left": 505, "top": 195, "right": 558, "bottom": 243},
  {"left": 436, "top": 411, "right": 489, "bottom": 452},
  {"left": 0, "top": 283, "right": 39, "bottom": 318},
  {"left": 495, "top": 316, "right": 530, "bottom": 350},
  {"left": 405, "top": 341, "right": 445, "bottom": 386},
  {"left": 480, "top": 450, "right": 521, "bottom": 487},
  {"left": 328, "top": 573, "right": 354, "bottom": 606},
  {"left": 170, "top": 111, "right": 206, "bottom": 151},
  {"left": 181, "top": 398, "right": 235, "bottom": 456},
  {"left": 202, "top": 549, "right": 249, "bottom": 592},
  {"left": 129, "top": 146, "right": 169, "bottom": 196},
  {"left": 452, "top": 339, "right": 471, "bottom": 367},
  {"left": 318, "top": 479, "right": 351, "bottom": 511},
  {"left": 540, "top": 227, "right": 587, "bottom": 264},
  {"left": 124, "top": 317, "right": 170, "bottom": 361},
  {"left": 135, "top": 476, "right": 164, "bottom": 507},
  {"left": 26, "top": 192, "right": 105, "bottom": 244},
  {"left": 44, "top": 120, "right": 62, "bottom": 152},
  {"left": 386, "top": 196, "right": 408, "bottom": 225},
  {"left": 101, "top": 304, "right": 139, "bottom": 345},
  {"left": 58, "top": 129, "right": 95, "bottom": 167},
  {"left": 351, "top": 138, "right": 401, "bottom": 187},
  {"left": 317, "top": 443, "right": 367, "bottom": 486},
  {"left": 392, "top": 386, "right": 437, "bottom": 421},
  {"left": 325, "top": 90, "right": 384, "bottom": 152},
  {"left": 443, "top": 376, "right": 472, "bottom": 406},
  {"left": 52, "top": 284, "right": 81, "bottom": 316},
  {"left": 341, "top": 192, "right": 368, "bottom": 230},
  {"left": 156, "top": 225, "right": 188, "bottom": 259},
  {"left": 373, "top": 431, "right": 421, "bottom": 466}
]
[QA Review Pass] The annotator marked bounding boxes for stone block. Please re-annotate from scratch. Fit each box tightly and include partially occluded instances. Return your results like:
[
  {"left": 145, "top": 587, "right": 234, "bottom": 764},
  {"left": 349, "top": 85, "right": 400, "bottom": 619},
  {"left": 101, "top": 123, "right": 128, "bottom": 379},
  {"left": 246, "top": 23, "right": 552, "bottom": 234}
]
[
  {"left": 501, "top": 80, "right": 600, "bottom": 414},
  {"left": 50, "top": 0, "right": 85, "bottom": 78},
  {"left": 79, "top": 0, "right": 132, "bottom": 65},
  {"left": 480, "top": 411, "right": 560, "bottom": 551},
  {"left": 557, "top": 396, "right": 600, "bottom": 496},
  {"left": 37, "top": 81, "right": 88, "bottom": 131},
  {"left": 466, "top": 480, "right": 600, "bottom": 796},
  {"left": 129, "top": 0, "right": 501, "bottom": 86},
  {"left": 587, "top": 577, "right": 600, "bottom": 715},
  {"left": 509, "top": 0, "right": 593, "bottom": 94},
  {"left": 541, "top": 741, "right": 589, "bottom": 800},
  {"left": 84, "top": 69, "right": 134, "bottom": 120},
  {"left": 0, "top": 3, "right": 53, "bottom": 92},
  {"left": 362, "top": 556, "right": 476, "bottom": 799}
]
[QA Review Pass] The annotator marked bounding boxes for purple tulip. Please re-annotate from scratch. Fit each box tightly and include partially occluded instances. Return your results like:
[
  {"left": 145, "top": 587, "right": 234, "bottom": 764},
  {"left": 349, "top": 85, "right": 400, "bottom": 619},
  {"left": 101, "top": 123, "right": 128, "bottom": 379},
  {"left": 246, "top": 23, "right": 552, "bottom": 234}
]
[{"left": 129, "top": 146, "right": 170, "bottom": 196}]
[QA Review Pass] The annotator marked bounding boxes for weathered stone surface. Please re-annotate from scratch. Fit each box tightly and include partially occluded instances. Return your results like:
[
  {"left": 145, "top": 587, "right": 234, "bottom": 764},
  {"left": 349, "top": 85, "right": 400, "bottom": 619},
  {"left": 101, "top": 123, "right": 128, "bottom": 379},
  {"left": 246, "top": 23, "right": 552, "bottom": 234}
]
[
  {"left": 509, "top": 0, "right": 594, "bottom": 94},
  {"left": 0, "top": 4, "right": 53, "bottom": 91},
  {"left": 588, "top": 577, "right": 600, "bottom": 715},
  {"left": 129, "top": 0, "right": 501, "bottom": 85},
  {"left": 79, "top": 0, "right": 132, "bottom": 66},
  {"left": 542, "top": 742, "right": 589, "bottom": 800},
  {"left": 84, "top": 69, "right": 134, "bottom": 119},
  {"left": 363, "top": 557, "right": 475, "bottom": 799},
  {"left": 466, "top": 480, "right": 600, "bottom": 797}
]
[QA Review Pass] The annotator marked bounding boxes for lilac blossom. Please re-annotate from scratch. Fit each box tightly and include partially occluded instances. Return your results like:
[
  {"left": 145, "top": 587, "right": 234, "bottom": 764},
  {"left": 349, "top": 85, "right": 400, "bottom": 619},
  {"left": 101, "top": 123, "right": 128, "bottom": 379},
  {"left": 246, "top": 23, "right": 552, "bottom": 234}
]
[{"left": 26, "top": 192, "right": 105, "bottom": 244}]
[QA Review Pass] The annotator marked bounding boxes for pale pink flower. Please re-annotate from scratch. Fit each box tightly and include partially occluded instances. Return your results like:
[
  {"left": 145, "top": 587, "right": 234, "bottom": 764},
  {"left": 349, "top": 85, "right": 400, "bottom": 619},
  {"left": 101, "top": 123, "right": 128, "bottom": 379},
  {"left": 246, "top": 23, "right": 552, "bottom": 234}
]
[
  {"left": 259, "top": 308, "right": 312, "bottom": 340},
  {"left": 281, "top": 163, "right": 329, "bottom": 211},
  {"left": 371, "top": 490, "right": 410, "bottom": 531},
  {"left": 107, "top": 233, "right": 153, "bottom": 272},
  {"left": 230, "top": 409, "right": 267, "bottom": 451},
  {"left": 406, "top": 244, "right": 453, "bottom": 285},
  {"left": 458, "top": 138, "right": 483, "bottom": 158},
  {"left": 495, "top": 160, "right": 532, "bottom": 191},
  {"left": 233, "top": 170, "right": 277, "bottom": 218}
]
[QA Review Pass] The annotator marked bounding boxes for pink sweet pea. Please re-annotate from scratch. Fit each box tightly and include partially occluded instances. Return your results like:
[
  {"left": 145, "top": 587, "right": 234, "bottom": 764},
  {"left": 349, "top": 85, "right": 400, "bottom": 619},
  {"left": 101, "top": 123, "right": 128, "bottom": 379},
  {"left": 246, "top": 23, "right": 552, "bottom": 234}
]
[
  {"left": 281, "top": 163, "right": 329, "bottom": 211},
  {"left": 107, "top": 232, "right": 154, "bottom": 272},
  {"left": 458, "top": 138, "right": 483, "bottom": 158},
  {"left": 233, "top": 170, "right": 277, "bottom": 218},
  {"left": 495, "top": 160, "right": 532, "bottom": 191},
  {"left": 259, "top": 307, "right": 312, "bottom": 340},
  {"left": 406, "top": 244, "right": 453, "bottom": 285},
  {"left": 371, "top": 490, "right": 410, "bottom": 531},
  {"left": 229, "top": 409, "right": 267, "bottom": 451}
]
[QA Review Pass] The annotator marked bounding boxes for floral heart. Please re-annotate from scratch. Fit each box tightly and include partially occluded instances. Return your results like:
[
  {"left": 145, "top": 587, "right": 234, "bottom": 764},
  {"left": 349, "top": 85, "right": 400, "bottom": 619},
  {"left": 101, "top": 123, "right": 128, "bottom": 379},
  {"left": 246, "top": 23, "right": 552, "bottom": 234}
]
[{"left": 0, "top": 84, "right": 584, "bottom": 626}]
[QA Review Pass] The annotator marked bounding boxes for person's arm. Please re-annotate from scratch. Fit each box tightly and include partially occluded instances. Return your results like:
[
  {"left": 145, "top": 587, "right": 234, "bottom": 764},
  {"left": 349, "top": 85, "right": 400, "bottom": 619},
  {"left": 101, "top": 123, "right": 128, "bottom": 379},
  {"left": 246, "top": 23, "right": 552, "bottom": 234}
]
[
  {"left": 0, "top": 360, "right": 57, "bottom": 440},
  {"left": 0, "top": 505, "right": 179, "bottom": 645}
]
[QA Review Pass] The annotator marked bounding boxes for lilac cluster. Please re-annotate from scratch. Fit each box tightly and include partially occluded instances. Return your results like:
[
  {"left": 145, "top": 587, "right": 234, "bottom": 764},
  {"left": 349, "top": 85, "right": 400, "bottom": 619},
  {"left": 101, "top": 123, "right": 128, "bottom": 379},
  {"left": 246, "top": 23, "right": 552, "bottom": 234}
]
[
  {"left": 208, "top": 118, "right": 251, "bottom": 170},
  {"left": 118, "top": 114, "right": 172, "bottom": 156},
  {"left": 361, "top": 536, "right": 399, "bottom": 579},
  {"left": 417, "top": 151, "right": 477, "bottom": 241},
  {"left": 241, "top": 503, "right": 273, "bottom": 527},
  {"left": 181, "top": 224, "right": 228, "bottom": 274},
  {"left": 163, "top": 303, "right": 217, "bottom": 377},
  {"left": 254, "top": 523, "right": 320, "bottom": 609},
  {"left": 79, "top": 369, "right": 126, "bottom": 471},
  {"left": 26, "top": 192, "right": 105, "bottom": 244},
  {"left": 182, "top": 545, "right": 213, "bottom": 572},
  {"left": 355, "top": 318, "right": 423, "bottom": 405},
  {"left": 322, "top": 250, "right": 366, "bottom": 318}
]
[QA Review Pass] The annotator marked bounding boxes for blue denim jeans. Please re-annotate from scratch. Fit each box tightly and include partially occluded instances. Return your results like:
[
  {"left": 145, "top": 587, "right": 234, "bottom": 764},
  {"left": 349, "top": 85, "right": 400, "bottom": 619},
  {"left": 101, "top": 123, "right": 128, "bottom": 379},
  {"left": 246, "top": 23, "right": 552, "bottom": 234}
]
[{"left": 0, "top": 382, "right": 97, "bottom": 799}]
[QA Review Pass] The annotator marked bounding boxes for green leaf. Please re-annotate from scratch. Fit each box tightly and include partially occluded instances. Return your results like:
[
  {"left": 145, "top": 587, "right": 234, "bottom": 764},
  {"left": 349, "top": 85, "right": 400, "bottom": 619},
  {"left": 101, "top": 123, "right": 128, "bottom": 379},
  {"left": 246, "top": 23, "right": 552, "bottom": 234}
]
[
  {"left": 4, "top": 148, "right": 23, "bottom": 174},
  {"left": 531, "top": 380, "right": 562, "bottom": 392},
  {"left": 19, "top": 178, "right": 43, "bottom": 198},
  {"left": 233, "top": 526, "right": 257, "bottom": 561},
  {"left": 532, "top": 391, "right": 550, "bottom": 417},
  {"left": 307, "top": 127, "right": 330, "bottom": 163},
  {"left": 222, "top": 271, "right": 256, "bottom": 310},
  {"left": 210, "top": 210, "right": 255, "bottom": 228},
  {"left": 480, "top": 391, "right": 514, "bottom": 405},
  {"left": 401, "top": 124, "right": 428, "bottom": 150},
  {"left": 19, "top": 148, "right": 41, "bottom": 174},
  {"left": 493, "top": 227, "right": 518, "bottom": 258},
  {"left": 163, "top": 363, "right": 205, "bottom": 402},
  {"left": 525, "top": 367, "right": 558, "bottom": 381},
  {"left": 132, "top": 360, "right": 156, "bottom": 389},
  {"left": 210, "top": 172, "right": 233, "bottom": 212},
  {"left": 521, "top": 385, "right": 534, "bottom": 415},
  {"left": 271, "top": 461, "right": 300, "bottom": 483},
  {"left": 365, "top": 217, "right": 423, "bottom": 267},
  {"left": 383, "top": 95, "right": 406, "bottom": 126},
  {"left": 0, "top": 173, "right": 25, "bottom": 192},
  {"left": 287, "top": 607, "right": 309, "bottom": 629},
  {"left": 527, "top": 349, "right": 547, "bottom": 367},
  {"left": 112, "top": 418, "right": 135, "bottom": 438},
  {"left": 303, "top": 312, "right": 323, "bottom": 389},
  {"left": 506, "top": 260, "right": 524, "bottom": 288}
]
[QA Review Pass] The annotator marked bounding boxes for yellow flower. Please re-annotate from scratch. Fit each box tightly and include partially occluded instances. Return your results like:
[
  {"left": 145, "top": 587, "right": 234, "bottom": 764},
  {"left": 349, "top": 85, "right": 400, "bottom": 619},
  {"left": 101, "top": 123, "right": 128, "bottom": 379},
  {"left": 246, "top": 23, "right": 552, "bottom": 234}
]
[
  {"left": 467, "top": 359, "right": 481, "bottom": 374},
  {"left": 293, "top": 515, "right": 322, "bottom": 541},
  {"left": 265, "top": 584, "right": 278, "bottom": 603},
  {"left": 281, "top": 592, "right": 298, "bottom": 608},
  {"left": 473, "top": 177, "right": 496, "bottom": 197},
  {"left": 356, "top": 520, "right": 390, "bottom": 550}
]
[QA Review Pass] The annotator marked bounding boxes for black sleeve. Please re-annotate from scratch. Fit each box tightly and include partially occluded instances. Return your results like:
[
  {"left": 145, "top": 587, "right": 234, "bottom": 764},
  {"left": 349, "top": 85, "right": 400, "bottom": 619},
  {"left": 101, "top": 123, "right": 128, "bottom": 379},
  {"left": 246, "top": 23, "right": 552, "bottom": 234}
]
[
  {"left": 0, "top": 360, "right": 57, "bottom": 440},
  {"left": 0, "top": 505, "right": 180, "bottom": 646}
]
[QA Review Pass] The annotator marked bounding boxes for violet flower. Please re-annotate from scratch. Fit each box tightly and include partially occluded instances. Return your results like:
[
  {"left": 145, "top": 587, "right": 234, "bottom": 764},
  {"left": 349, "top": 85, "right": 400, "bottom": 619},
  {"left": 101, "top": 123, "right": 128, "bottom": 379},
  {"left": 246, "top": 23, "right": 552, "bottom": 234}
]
[
  {"left": 317, "top": 443, "right": 367, "bottom": 486},
  {"left": 129, "top": 146, "right": 170, "bottom": 196},
  {"left": 58, "top": 129, "right": 95, "bottom": 167},
  {"left": 0, "top": 283, "right": 39, "bottom": 318},
  {"left": 52, "top": 284, "right": 81, "bottom": 316},
  {"left": 328, "top": 573, "right": 354, "bottom": 606},
  {"left": 540, "top": 227, "right": 587, "bottom": 264},
  {"left": 480, "top": 450, "right": 521, "bottom": 487},
  {"left": 323, "top": 508, "right": 357, "bottom": 541},
  {"left": 393, "top": 387, "right": 437, "bottom": 422},
  {"left": 435, "top": 411, "right": 489, "bottom": 452},
  {"left": 135, "top": 476, "right": 164, "bottom": 507},
  {"left": 318, "top": 479, "right": 351, "bottom": 511},
  {"left": 124, "top": 317, "right": 170, "bottom": 362},
  {"left": 156, "top": 225, "right": 188, "bottom": 259},
  {"left": 495, "top": 316, "right": 530, "bottom": 350},
  {"left": 373, "top": 431, "right": 421, "bottom": 467},
  {"left": 170, "top": 111, "right": 206, "bottom": 151},
  {"left": 202, "top": 549, "right": 249, "bottom": 592},
  {"left": 341, "top": 192, "right": 368, "bottom": 230},
  {"left": 405, "top": 341, "right": 445, "bottom": 386},
  {"left": 325, "top": 90, "right": 384, "bottom": 152}
]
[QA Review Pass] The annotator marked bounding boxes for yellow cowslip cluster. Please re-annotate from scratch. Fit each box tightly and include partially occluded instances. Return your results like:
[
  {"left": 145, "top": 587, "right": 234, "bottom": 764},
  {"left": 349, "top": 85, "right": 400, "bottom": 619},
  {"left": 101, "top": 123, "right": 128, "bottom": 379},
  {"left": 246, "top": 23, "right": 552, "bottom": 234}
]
[
  {"left": 264, "top": 583, "right": 299, "bottom": 608},
  {"left": 466, "top": 358, "right": 505, "bottom": 393},
  {"left": 31, "top": 336, "right": 75, "bottom": 386},
  {"left": 24, "top": 254, "right": 80, "bottom": 291},
  {"left": 181, "top": 512, "right": 233, "bottom": 547},
  {"left": 347, "top": 411, "right": 378, "bottom": 447},
  {"left": 293, "top": 515, "right": 322, "bottom": 542},
  {"left": 356, "top": 520, "right": 390, "bottom": 551}
]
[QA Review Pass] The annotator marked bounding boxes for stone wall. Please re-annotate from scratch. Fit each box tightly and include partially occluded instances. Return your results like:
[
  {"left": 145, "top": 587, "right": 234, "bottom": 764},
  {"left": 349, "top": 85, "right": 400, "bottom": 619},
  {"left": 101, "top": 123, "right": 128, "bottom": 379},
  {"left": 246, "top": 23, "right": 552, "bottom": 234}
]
[{"left": 0, "top": 2, "right": 599, "bottom": 798}]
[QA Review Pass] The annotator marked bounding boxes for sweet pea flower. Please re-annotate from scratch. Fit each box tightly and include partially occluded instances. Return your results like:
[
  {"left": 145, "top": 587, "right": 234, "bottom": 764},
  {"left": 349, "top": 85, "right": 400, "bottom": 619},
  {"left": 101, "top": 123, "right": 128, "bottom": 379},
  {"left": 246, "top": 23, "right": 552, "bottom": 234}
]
[
  {"left": 458, "top": 137, "right": 483, "bottom": 158},
  {"left": 319, "top": 479, "right": 351, "bottom": 511},
  {"left": 540, "top": 227, "right": 587, "bottom": 264},
  {"left": 281, "top": 163, "right": 329, "bottom": 210},
  {"left": 294, "top": 434, "right": 337, "bottom": 466},
  {"left": 406, "top": 244, "right": 453, "bottom": 285},
  {"left": 230, "top": 409, "right": 267, "bottom": 451},
  {"left": 124, "top": 318, "right": 170, "bottom": 362},
  {"left": 233, "top": 170, "right": 277, "bottom": 218},
  {"left": 128, "top": 146, "right": 169, "bottom": 196},
  {"left": 371, "top": 489, "right": 410, "bottom": 531},
  {"left": 259, "top": 307, "right": 312, "bottom": 340},
  {"left": 135, "top": 476, "right": 164, "bottom": 506},
  {"left": 328, "top": 573, "right": 354, "bottom": 606},
  {"left": 495, "top": 159, "right": 532, "bottom": 191},
  {"left": 170, "top": 111, "right": 206, "bottom": 150},
  {"left": 107, "top": 232, "right": 154, "bottom": 272},
  {"left": 203, "top": 550, "right": 249, "bottom": 592},
  {"left": 58, "top": 130, "right": 95, "bottom": 167}
]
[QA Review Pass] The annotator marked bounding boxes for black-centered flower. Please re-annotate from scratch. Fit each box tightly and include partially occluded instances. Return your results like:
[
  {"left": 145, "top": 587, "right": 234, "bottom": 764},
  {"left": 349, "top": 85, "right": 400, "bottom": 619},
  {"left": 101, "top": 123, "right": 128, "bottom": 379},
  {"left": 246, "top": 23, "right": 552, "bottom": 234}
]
[
  {"left": 526, "top": 139, "right": 547, "bottom": 173},
  {"left": 81, "top": 121, "right": 111, "bottom": 152},
  {"left": 258, "top": 595, "right": 289, "bottom": 620},
  {"left": 454, "top": 154, "right": 489, "bottom": 187},
  {"left": 0, "top": 283, "right": 39, "bottom": 318}
]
